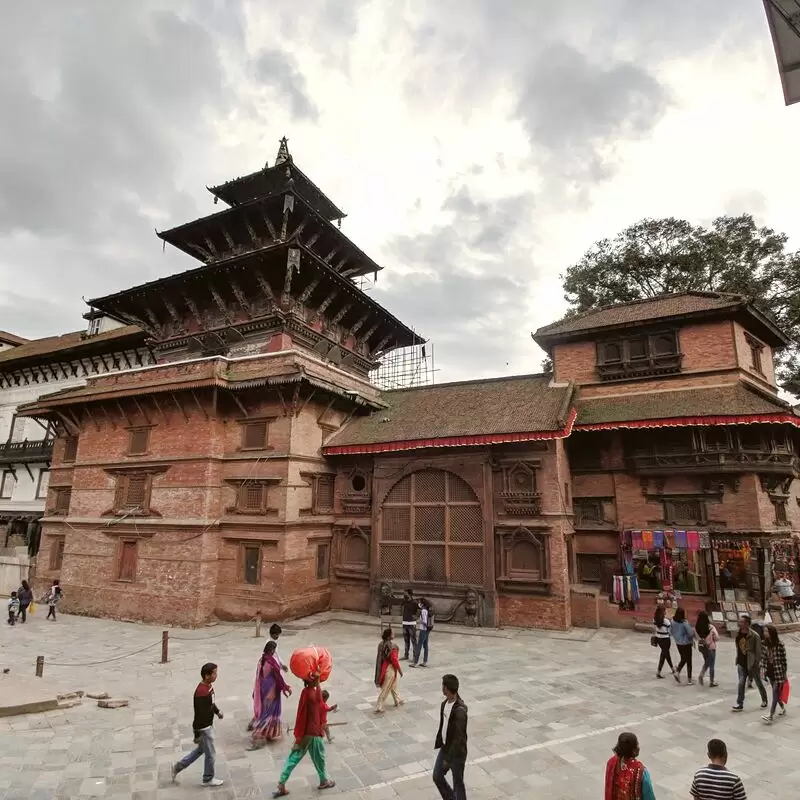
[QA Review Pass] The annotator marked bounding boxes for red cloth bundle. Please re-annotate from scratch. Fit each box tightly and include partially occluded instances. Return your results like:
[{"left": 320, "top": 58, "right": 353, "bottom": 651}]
[{"left": 290, "top": 646, "right": 333, "bottom": 682}]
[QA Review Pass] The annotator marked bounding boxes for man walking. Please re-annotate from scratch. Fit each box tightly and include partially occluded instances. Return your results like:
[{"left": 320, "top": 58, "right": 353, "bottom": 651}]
[
  {"left": 690, "top": 739, "right": 747, "bottom": 799},
  {"left": 433, "top": 674, "right": 467, "bottom": 800},
  {"left": 732, "top": 614, "right": 767, "bottom": 712},
  {"left": 401, "top": 589, "right": 418, "bottom": 661}
]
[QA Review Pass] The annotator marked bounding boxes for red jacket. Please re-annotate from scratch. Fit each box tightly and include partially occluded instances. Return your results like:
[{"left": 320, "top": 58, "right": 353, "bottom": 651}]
[{"left": 293, "top": 686, "right": 324, "bottom": 741}]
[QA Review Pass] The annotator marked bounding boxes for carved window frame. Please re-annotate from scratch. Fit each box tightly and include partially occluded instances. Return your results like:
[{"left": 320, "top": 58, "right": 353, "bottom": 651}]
[
  {"left": 745, "top": 333, "right": 765, "bottom": 376},
  {"left": 224, "top": 478, "right": 280, "bottom": 516},
  {"left": 62, "top": 435, "right": 78, "bottom": 464},
  {"left": 49, "top": 536, "right": 66, "bottom": 571},
  {"left": 596, "top": 329, "right": 681, "bottom": 380},
  {"left": 496, "top": 526, "right": 551, "bottom": 592},
  {"left": 573, "top": 497, "right": 608, "bottom": 527},
  {"left": 127, "top": 426, "right": 153, "bottom": 456},
  {"left": 300, "top": 472, "right": 336, "bottom": 515},
  {"left": 238, "top": 417, "right": 275, "bottom": 452},
  {"left": 662, "top": 497, "right": 707, "bottom": 526},
  {"left": 334, "top": 525, "right": 371, "bottom": 580},
  {"left": 50, "top": 486, "right": 72, "bottom": 516},
  {"left": 116, "top": 539, "right": 139, "bottom": 582},
  {"left": 241, "top": 542, "right": 263, "bottom": 585}
]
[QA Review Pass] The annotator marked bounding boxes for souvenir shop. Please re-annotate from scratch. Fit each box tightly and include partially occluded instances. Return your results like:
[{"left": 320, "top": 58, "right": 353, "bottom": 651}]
[
  {"left": 614, "top": 529, "right": 712, "bottom": 612},
  {"left": 711, "top": 534, "right": 800, "bottom": 629}
]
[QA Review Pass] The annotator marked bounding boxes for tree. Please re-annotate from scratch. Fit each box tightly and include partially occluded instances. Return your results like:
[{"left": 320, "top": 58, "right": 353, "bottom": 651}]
[{"left": 560, "top": 214, "right": 800, "bottom": 392}]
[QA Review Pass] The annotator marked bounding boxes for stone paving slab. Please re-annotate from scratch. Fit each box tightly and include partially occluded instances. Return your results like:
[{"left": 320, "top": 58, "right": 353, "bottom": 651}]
[
  {"left": 1, "top": 614, "right": 799, "bottom": 798},
  {"left": 0, "top": 673, "right": 61, "bottom": 717}
]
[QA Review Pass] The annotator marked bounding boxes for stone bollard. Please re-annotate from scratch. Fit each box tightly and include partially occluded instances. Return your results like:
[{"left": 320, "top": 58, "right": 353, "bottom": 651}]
[
  {"left": 255, "top": 611, "right": 262, "bottom": 638},
  {"left": 35, "top": 656, "right": 44, "bottom": 677},
  {"left": 161, "top": 631, "right": 169, "bottom": 664}
]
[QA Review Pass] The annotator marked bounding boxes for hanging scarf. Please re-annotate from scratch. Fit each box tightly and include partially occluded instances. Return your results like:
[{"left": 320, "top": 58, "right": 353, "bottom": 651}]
[{"left": 605, "top": 756, "right": 645, "bottom": 800}]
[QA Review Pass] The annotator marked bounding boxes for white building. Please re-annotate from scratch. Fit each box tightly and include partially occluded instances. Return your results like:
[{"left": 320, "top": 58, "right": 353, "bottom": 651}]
[{"left": 0, "top": 314, "right": 154, "bottom": 591}]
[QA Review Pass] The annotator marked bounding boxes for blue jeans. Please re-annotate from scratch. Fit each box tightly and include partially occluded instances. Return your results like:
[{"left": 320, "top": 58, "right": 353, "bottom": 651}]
[
  {"left": 736, "top": 665, "right": 767, "bottom": 708},
  {"left": 175, "top": 727, "right": 216, "bottom": 783},
  {"left": 770, "top": 680, "right": 786, "bottom": 717},
  {"left": 699, "top": 648, "right": 716, "bottom": 682},
  {"left": 414, "top": 629, "right": 429, "bottom": 665},
  {"left": 433, "top": 748, "right": 466, "bottom": 800}
]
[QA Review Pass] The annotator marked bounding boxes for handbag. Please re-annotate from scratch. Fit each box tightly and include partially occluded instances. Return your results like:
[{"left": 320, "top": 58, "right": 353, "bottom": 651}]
[
  {"left": 29, "top": 603, "right": 36, "bottom": 615},
  {"left": 780, "top": 680, "right": 791, "bottom": 705},
  {"left": 650, "top": 635, "right": 658, "bottom": 648}
]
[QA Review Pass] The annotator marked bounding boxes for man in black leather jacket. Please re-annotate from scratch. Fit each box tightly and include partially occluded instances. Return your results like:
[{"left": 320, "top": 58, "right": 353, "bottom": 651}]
[{"left": 433, "top": 674, "right": 468, "bottom": 800}]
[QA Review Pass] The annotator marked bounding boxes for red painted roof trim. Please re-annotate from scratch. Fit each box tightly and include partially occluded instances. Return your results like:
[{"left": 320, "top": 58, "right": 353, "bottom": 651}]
[
  {"left": 323, "top": 408, "right": 578, "bottom": 456},
  {"left": 575, "top": 412, "right": 800, "bottom": 432}
]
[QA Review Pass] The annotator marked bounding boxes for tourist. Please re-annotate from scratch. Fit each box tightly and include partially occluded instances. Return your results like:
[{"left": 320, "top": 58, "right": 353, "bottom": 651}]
[
  {"left": 269, "top": 623, "right": 289, "bottom": 672},
  {"left": 771, "top": 572, "right": 797, "bottom": 605},
  {"left": 690, "top": 738, "right": 746, "bottom": 799},
  {"left": 670, "top": 607, "right": 696, "bottom": 684},
  {"left": 249, "top": 640, "right": 292, "bottom": 749},
  {"left": 16, "top": 580, "right": 33, "bottom": 623},
  {"left": 732, "top": 614, "right": 767, "bottom": 712},
  {"left": 411, "top": 598, "right": 433, "bottom": 668},
  {"left": 603, "top": 732, "right": 656, "bottom": 800},
  {"left": 433, "top": 674, "right": 468, "bottom": 800},
  {"left": 374, "top": 627, "right": 404, "bottom": 713},
  {"left": 696, "top": 611, "right": 719, "bottom": 687},
  {"left": 321, "top": 689, "right": 337, "bottom": 743},
  {"left": 761, "top": 624, "right": 788, "bottom": 724},
  {"left": 273, "top": 672, "right": 335, "bottom": 796},
  {"left": 401, "top": 589, "right": 418, "bottom": 660},
  {"left": 653, "top": 606, "right": 675, "bottom": 679},
  {"left": 171, "top": 662, "right": 224, "bottom": 787},
  {"left": 44, "top": 579, "right": 62, "bottom": 621},
  {"left": 7, "top": 591, "right": 19, "bottom": 626}
]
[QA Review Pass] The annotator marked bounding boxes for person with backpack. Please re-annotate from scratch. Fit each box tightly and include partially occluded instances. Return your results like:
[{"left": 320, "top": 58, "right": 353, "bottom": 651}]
[
  {"left": 411, "top": 598, "right": 433, "bottom": 668},
  {"left": 696, "top": 611, "right": 719, "bottom": 687}
]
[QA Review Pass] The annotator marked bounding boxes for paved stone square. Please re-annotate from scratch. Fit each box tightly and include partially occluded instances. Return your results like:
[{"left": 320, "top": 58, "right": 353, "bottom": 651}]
[{"left": 1, "top": 613, "right": 798, "bottom": 799}]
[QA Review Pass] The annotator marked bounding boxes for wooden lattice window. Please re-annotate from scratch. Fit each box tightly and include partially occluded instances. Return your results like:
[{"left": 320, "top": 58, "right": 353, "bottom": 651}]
[
  {"left": 242, "top": 544, "right": 261, "bottom": 585},
  {"left": 316, "top": 543, "right": 330, "bottom": 580},
  {"left": 63, "top": 436, "right": 78, "bottom": 463},
  {"left": 114, "top": 473, "right": 151, "bottom": 514},
  {"left": 238, "top": 483, "right": 269, "bottom": 513},
  {"left": 49, "top": 537, "right": 66, "bottom": 570},
  {"left": 663, "top": 498, "right": 705, "bottom": 525},
  {"left": 574, "top": 498, "right": 604, "bottom": 526},
  {"left": 53, "top": 487, "right": 72, "bottom": 515},
  {"left": 379, "top": 469, "right": 483, "bottom": 586},
  {"left": 746, "top": 333, "right": 765, "bottom": 375},
  {"left": 117, "top": 541, "right": 138, "bottom": 582},
  {"left": 241, "top": 420, "right": 269, "bottom": 450},
  {"left": 128, "top": 427, "right": 151, "bottom": 456}
]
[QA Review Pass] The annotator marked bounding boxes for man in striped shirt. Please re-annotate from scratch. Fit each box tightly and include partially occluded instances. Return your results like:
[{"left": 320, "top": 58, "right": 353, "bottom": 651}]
[{"left": 691, "top": 739, "right": 747, "bottom": 800}]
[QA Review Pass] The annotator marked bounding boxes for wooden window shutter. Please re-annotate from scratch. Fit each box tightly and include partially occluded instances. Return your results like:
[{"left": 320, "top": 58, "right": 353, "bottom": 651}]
[
  {"left": 63, "top": 436, "right": 78, "bottom": 463},
  {"left": 242, "top": 421, "right": 268, "bottom": 449},
  {"left": 55, "top": 488, "right": 72, "bottom": 514},
  {"left": 129, "top": 428, "right": 150, "bottom": 455},
  {"left": 243, "top": 545, "right": 260, "bottom": 584},
  {"left": 122, "top": 474, "right": 148, "bottom": 510},
  {"left": 118, "top": 541, "right": 138, "bottom": 581},
  {"left": 315, "top": 476, "right": 334, "bottom": 512}
]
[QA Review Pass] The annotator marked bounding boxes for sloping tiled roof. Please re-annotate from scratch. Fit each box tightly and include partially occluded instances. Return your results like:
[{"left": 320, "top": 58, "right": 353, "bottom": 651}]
[
  {"left": 323, "top": 374, "right": 573, "bottom": 453},
  {"left": 0, "top": 325, "right": 145, "bottom": 368},
  {"left": 575, "top": 382, "right": 794, "bottom": 427},
  {"left": 0, "top": 331, "right": 29, "bottom": 346},
  {"left": 535, "top": 292, "right": 745, "bottom": 339}
]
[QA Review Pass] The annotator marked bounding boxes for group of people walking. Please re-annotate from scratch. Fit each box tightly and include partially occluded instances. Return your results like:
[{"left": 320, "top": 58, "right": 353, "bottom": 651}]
[
  {"left": 605, "top": 733, "right": 747, "bottom": 799},
  {"left": 400, "top": 588, "right": 434, "bottom": 667},
  {"left": 6, "top": 579, "right": 62, "bottom": 625},
  {"left": 653, "top": 606, "right": 789, "bottom": 723}
]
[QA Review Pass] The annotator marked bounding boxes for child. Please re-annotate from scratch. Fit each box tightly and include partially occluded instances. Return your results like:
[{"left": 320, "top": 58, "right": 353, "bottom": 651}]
[
  {"left": 321, "top": 689, "right": 338, "bottom": 743},
  {"left": 7, "top": 591, "right": 19, "bottom": 625},
  {"left": 172, "top": 662, "right": 224, "bottom": 787},
  {"left": 45, "top": 580, "right": 62, "bottom": 621},
  {"left": 269, "top": 623, "right": 288, "bottom": 672}
]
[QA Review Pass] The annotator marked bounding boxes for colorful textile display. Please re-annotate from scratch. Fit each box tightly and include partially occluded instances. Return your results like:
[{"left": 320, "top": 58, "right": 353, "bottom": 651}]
[
  {"left": 642, "top": 530, "right": 654, "bottom": 549},
  {"left": 698, "top": 530, "right": 710, "bottom": 549},
  {"left": 631, "top": 530, "right": 644, "bottom": 550},
  {"left": 653, "top": 530, "right": 664, "bottom": 549},
  {"left": 686, "top": 531, "right": 700, "bottom": 551},
  {"left": 612, "top": 575, "right": 640, "bottom": 606},
  {"left": 665, "top": 530, "right": 676, "bottom": 549},
  {"left": 675, "top": 530, "right": 688, "bottom": 549}
]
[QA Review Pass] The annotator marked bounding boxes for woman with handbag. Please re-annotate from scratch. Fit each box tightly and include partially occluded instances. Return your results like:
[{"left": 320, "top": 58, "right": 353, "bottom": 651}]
[
  {"left": 653, "top": 606, "right": 676, "bottom": 680},
  {"left": 761, "top": 624, "right": 788, "bottom": 724},
  {"left": 695, "top": 611, "right": 719, "bottom": 687}
]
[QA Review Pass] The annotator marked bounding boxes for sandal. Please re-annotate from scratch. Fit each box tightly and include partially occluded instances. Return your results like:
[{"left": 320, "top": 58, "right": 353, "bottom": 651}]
[
  {"left": 272, "top": 788, "right": 289, "bottom": 798},
  {"left": 318, "top": 780, "right": 336, "bottom": 790}
]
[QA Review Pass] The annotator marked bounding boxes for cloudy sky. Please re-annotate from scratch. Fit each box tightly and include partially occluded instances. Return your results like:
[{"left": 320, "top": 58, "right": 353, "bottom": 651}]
[{"left": 1, "top": 1, "right": 798, "bottom": 382}]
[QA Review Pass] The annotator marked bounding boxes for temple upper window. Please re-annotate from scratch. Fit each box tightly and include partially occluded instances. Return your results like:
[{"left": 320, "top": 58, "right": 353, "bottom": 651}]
[{"left": 596, "top": 330, "right": 680, "bottom": 381}]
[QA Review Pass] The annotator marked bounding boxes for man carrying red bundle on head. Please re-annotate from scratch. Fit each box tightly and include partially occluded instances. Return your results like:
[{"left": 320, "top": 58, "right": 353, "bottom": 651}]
[{"left": 273, "top": 672, "right": 335, "bottom": 797}]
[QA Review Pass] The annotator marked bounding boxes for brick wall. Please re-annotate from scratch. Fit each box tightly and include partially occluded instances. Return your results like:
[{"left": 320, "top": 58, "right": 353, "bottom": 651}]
[{"left": 570, "top": 585, "right": 600, "bottom": 629}]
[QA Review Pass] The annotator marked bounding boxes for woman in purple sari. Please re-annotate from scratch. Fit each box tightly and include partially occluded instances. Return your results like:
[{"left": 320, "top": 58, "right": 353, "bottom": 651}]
[{"left": 249, "top": 640, "right": 292, "bottom": 749}]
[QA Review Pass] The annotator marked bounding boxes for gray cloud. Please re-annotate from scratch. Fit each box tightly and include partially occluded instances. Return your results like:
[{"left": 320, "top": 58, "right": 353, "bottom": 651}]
[
  {"left": 254, "top": 50, "right": 319, "bottom": 122},
  {"left": 374, "top": 186, "right": 537, "bottom": 380}
]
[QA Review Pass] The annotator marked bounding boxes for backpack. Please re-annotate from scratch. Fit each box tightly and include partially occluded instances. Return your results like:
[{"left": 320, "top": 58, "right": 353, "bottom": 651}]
[{"left": 427, "top": 610, "right": 435, "bottom": 631}]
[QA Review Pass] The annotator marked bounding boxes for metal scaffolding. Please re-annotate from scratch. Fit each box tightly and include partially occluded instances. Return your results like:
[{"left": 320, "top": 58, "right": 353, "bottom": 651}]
[{"left": 370, "top": 341, "right": 435, "bottom": 391}]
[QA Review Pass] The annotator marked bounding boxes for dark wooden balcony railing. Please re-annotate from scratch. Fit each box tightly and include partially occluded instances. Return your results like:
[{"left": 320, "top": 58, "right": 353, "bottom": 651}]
[
  {"left": 628, "top": 448, "right": 797, "bottom": 475},
  {"left": 0, "top": 439, "right": 54, "bottom": 465}
]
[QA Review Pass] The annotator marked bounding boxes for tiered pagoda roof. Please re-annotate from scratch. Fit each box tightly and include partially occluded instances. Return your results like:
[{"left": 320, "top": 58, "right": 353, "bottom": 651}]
[{"left": 88, "top": 139, "right": 420, "bottom": 374}]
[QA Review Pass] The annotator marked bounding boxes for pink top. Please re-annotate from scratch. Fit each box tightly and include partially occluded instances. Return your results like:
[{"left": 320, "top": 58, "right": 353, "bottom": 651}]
[{"left": 704, "top": 626, "right": 719, "bottom": 651}]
